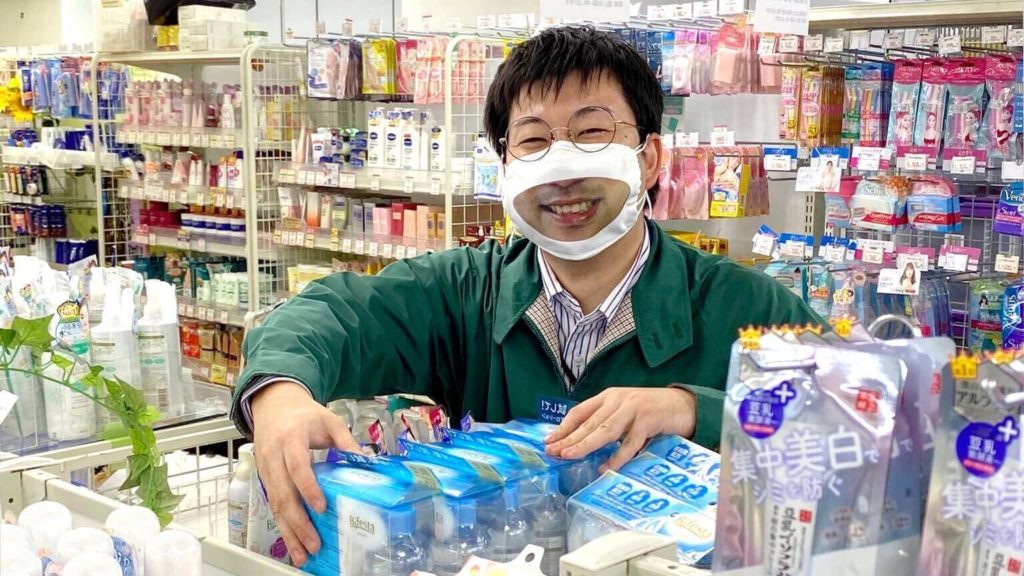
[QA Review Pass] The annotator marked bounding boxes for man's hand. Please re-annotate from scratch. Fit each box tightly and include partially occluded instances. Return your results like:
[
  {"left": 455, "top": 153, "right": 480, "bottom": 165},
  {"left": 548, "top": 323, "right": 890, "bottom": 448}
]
[
  {"left": 250, "top": 381, "right": 360, "bottom": 566},
  {"left": 544, "top": 387, "right": 696, "bottom": 471}
]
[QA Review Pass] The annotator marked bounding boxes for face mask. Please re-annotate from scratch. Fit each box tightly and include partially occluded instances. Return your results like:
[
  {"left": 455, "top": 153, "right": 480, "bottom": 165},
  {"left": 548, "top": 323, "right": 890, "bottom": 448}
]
[{"left": 500, "top": 140, "right": 649, "bottom": 261}]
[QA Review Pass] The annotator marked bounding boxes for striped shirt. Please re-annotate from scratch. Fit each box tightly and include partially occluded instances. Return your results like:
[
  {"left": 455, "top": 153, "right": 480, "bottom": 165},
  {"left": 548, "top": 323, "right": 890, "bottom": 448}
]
[{"left": 538, "top": 228, "right": 651, "bottom": 384}]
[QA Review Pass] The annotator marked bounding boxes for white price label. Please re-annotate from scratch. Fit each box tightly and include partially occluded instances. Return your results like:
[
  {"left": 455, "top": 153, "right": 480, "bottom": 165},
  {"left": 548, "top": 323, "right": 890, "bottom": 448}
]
[
  {"left": 914, "top": 29, "right": 936, "bottom": 47},
  {"left": 354, "top": 240, "right": 365, "bottom": 254},
  {"left": 646, "top": 5, "right": 665, "bottom": 20},
  {"left": 186, "top": 305, "right": 195, "bottom": 318},
  {"left": 781, "top": 242, "right": 806, "bottom": 259},
  {"left": 779, "top": 35, "right": 800, "bottom": 53},
  {"left": 178, "top": 190, "right": 190, "bottom": 204},
  {"left": 148, "top": 232, "right": 157, "bottom": 246},
  {"left": 996, "top": 254, "right": 1021, "bottom": 274},
  {"left": 939, "top": 35, "right": 962, "bottom": 55},
  {"left": 219, "top": 310, "right": 230, "bottom": 324},
  {"left": 752, "top": 234, "right": 775, "bottom": 256},
  {"left": 693, "top": 0, "right": 717, "bottom": 18},
  {"left": 403, "top": 176, "right": 415, "bottom": 194},
  {"left": 205, "top": 308, "right": 216, "bottom": 322},
  {"left": 944, "top": 252, "right": 969, "bottom": 272},
  {"left": 804, "top": 34, "right": 823, "bottom": 52},
  {"left": 757, "top": 35, "right": 777, "bottom": 55},
  {"left": 710, "top": 129, "right": 735, "bottom": 147},
  {"left": 1009, "top": 29, "right": 1024, "bottom": 47},
  {"left": 368, "top": 242, "right": 380, "bottom": 257},
  {"left": 396, "top": 16, "right": 409, "bottom": 32},
  {"left": 823, "top": 37, "right": 844, "bottom": 53},
  {"left": 677, "top": 132, "right": 700, "bottom": 147},
  {"left": 858, "top": 150, "right": 881, "bottom": 172},
  {"left": 897, "top": 253, "right": 931, "bottom": 273},
  {"left": 171, "top": 132, "right": 182, "bottom": 147},
  {"left": 903, "top": 153, "right": 928, "bottom": 172},
  {"left": 395, "top": 245, "right": 408, "bottom": 259},
  {"left": 447, "top": 16, "right": 462, "bottom": 30},
  {"left": 383, "top": 244, "right": 394, "bottom": 259},
  {"left": 407, "top": 247, "right": 418, "bottom": 258},
  {"left": 370, "top": 174, "right": 382, "bottom": 191},
  {"left": 178, "top": 303, "right": 186, "bottom": 316},
  {"left": 1002, "top": 160, "right": 1024, "bottom": 181},
  {"left": 196, "top": 237, "right": 206, "bottom": 251},
  {"left": 883, "top": 32, "right": 904, "bottom": 50},
  {"left": 161, "top": 187, "right": 171, "bottom": 202},
  {"left": 764, "top": 154, "right": 794, "bottom": 171},
  {"left": 339, "top": 172, "right": 356, "bottom": 188},
  {"left": 718, "top": 0, "right": 744, "bottom": 15},
  {"left": 369, "top": 17, "right": 382, "bottom": 33},
  {"left": 951, "top": 156, "right": 976, "bottom": 175},
  {"left": 982, "top": 26, "right": 1007, "bottom": 44},
  {"left": 158, "top": 132, "right": 172, "bottom": 146},
  {"left": 823, "top": 245, "right": 847, "bottom": 263},
  {"left": 863, "top": 246, "right": 885, "bottom": 265},
  {"left": 476, "top": 15, "right": 496, "bottom": 28},
  {"left": 0, "top": 390, "right": 16, "bottom": 426},
  {"left": 342, "top": 238, "right": 353, "bottom": 253},
  {"left": 497, "top": 14, "right": 514, "bottom": 27},
  {"left": 200, "top": 133, "right": 211, "bottom": 148},
  {"left": 430, "top": 178, "right": 443, "bottom": 195},
  {"left": 672, "top": 3, "right": 693, "bottom": 19}
]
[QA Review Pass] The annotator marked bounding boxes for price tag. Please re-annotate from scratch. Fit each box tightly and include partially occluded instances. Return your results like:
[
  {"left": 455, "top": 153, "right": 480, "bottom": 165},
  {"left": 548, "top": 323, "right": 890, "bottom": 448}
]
[
  {"left": 982, "top": 26, "right": 1007, "bottom": 44},
  {"left": 693, "top": 0, "right": 717, "bottom": 18},
  {"left": 200, "top": 133, "right": 211, "bottom": 148},
  {"left": 224, "top": 133, "right": 236, "bottom": 148},
  {"left": 178, "top": 303, "right": 186, "bottom": 316},
  {"left": 804, "top": 34, "right": 824, "bottom": 52},
  {"left": 779, "top": 35, "right": 800, "bottom": 53},
  {"left": 148, "top": 232, "right": 157, "bottom": 246},
  {"left": 211, "top": 134, "right": 224, "bottom": 149},
  {"left": 858, "top": 150, "right": 881, "bottom": 172},
  {"left": 646, "top": 5, "right": 665, "bottom": 19},
  {"left": 430, "top": 178, "right": 443, "bottom": 195},
  {"left": 369, "top": 17, "right": 382, "bottom": 33},
  {"left": 171, "top": 132, "right": 182, "bottom": 147},
  {"left": 1009, "top": 28, "right": 1024, "bottom": 47},
  {"left": 186, "top": 305, "right": 195, "bottom": 318},
  {"left": 717, "top": 0, "right": 744, "bottom": 15},
  {"left": 710, "top": 128, "right": 735, "bottom": 147},
  {"left": 914, "top": 29, "right": 936, "bottom": 47},
  {"left": 951, "top": 155, "right": 976, "bottom": 175},
  {"left": 160, "top": 187, "right": 171, "bottom": 202},
  {"left": 944, "top": 252, "right": 969, "bottom": 272},
  {"left": 996, "top": 254, "right": 1021, "bottom": 274},
  {"left": 883, "top": 32, "right": 904, "bottom": 50},
  {"left": 672, "top": 3, "right": 693, "bottom": 19},
  {"left": 196, "top": 237, "right": 206, "bottom": 251},
  {"left": 210, "top": 364, "right": 228, "bottom": 386},
  {"left": 447, "top": 16, "right": 462, "bottom": 30},
  {"left": 752, "top": 234, "right": 775, "bottom": 256},
  {"left": 0, "top": 390, "right": 17, "bottom": 426},
  {"left": 764, "top": 154, "right": 793, "bottom": 171},
  {"left": 677, "top": 132, "right": 700, "bottom": 147},
  {"left": 403, "top": 176, "right": 415, "bottom": 194},
  {"left": 757, "top": 35, "right": 777, "bottom": 55},
  {"left": 370, "top": 173, "right": 382, "bottom": 191},
  {"left": 206, "top": 307, "right": 217, "bottom": 322},
  {"left": 395, "top": 245, "right": 408, "bottom": 259},
  {"left": 369, "top": 242, "right": 380, "bottom": 257},
  {"left": 407, "top": 247, "right": 418, "bottom": 258},
  {"left": 1002, "top": 160, "right": 1024, "bottom": 181},
  {"left": 178, "top": 189, "right": 190, "bottom": 204},
  {"left": 219, "top": 310, "right": 230, "bottom": 324},
  {"left": 476, "top": 15, "right": 496, "bottom": 28},
  {"left": 383, "top": 243, "right": 394, "bottom": 258},
  {"left": 354, "top": 240, "right": 365, "bottom": 254},
  {"left": 226, "top": 194, "right": 236, "bottom": 210},
  {"left": 497, "top": 14, "right": 514, "bottom": 27},
  {"left": 305, "top": 233, "right": 316, "bottom": 249},
  {"left": 903, "top": 153, "right": 928, "bottom": 172},
  {"left": 340, "top": 172, "right": 356, "bottom": 188},
  {"left": 273, "top": 229, "right": 282, "bottom": 244},
  {"left": 329, "top": 236, "right": 340, "bottom": 251},
  {"left": 781, "top": 242, "right": 806, "bottom": 259},
  {"left": 342, "top": 238, "right": 353, "bottom": 253},
  {"left": 823, "top": 37, "right": 845, "bottom": 53},
  {"left": 939, "top": 34, "right": 962, "bottom": 55},
  {"left": 823, "top": 245, "right": 847, "bottom": 263},
  {"left": 158, "top": 132, "right": 171, "bottom": 146},
  {"left": 863, "top": 246, "right": 885, "bottom": 265},
  {"left": 214, "top": 193, "right": 226, "bottom": 208},
  {"left": 897, "top": 253, "right": 931, "bottom": 273}
]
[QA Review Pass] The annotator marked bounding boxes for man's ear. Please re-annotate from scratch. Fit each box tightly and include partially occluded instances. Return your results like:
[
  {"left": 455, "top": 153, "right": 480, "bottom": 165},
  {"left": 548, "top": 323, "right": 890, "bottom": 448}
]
[{"left": 641, "top": 134, "right": 663, "bottom": 191}]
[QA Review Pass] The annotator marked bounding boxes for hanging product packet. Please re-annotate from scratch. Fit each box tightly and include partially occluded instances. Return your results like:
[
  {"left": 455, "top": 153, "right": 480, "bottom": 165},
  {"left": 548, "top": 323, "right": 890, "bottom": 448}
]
[
  {"left": 942, "top": 58, "right": 987, "bottom": 170},
  {"left": 907, "top": 175, "right": 961, "bottom": 233},
  {"left": 712, "top": 334, "right": 904, "bottom": 576},
  {"left": 850, "top": 175, "right": 912, "bottom": 233},
  {"left": 919, "top": 357, "right": 1024, "bottom": 576},
  {"left": 914, "top": 59, "right": 950, "bottom": 154},
  {"left": 977, "top": 55, "right": 1018, "bottom": 164},
  {"left": 712, "top": 19, "right": 749, "bottom": 95},
  {"left": 799, "top": 68, "right": 824, "bottom": 147},
  {"left": 888, "top": 60, "right": 924, "bottom": 150},
  {"left": 841, "top": 66, "right": 864, "bottom": 145},
  {"left": 859, "top": 62, "right": 895, "bottom": 148},
  {"left": 779, "top": 66, "right": 803, "bottom": 141},
  {"left": 1003, "top": 282, "right": 1024, "bottom": 351},
  {"left": 995, "top": 182, "right": 1024, "bottom": 237}
]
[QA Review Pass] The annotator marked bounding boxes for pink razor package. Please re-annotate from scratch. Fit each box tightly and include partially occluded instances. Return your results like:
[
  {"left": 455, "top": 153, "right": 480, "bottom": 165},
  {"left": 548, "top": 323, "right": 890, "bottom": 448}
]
[
  {"left": 907, "top": 176, "right": 961, "bottom": 233},
  {"left": 943, "top": 58, "right": 986, "bottom": 152},
  {"left": 713, "top": 337, "right": 904, "bottom": 576},
  {"left": 919, "top": 359, "right": 1024, "bottom": 576},
  {"left": 887, "top": 60, "right": 924, "bottom": 149},
  {"left": 914, "top": 59, "right": 950, "bottom": 152},
  {"left": 978, "top": 55, "right": 1018, "bottom": 163}
]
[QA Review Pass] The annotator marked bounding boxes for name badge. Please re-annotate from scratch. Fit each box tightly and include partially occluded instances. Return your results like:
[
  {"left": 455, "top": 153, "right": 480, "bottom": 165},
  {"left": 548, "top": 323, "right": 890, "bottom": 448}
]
[{"left": 537, "top": 395, "right": 578, "bottom": 424}]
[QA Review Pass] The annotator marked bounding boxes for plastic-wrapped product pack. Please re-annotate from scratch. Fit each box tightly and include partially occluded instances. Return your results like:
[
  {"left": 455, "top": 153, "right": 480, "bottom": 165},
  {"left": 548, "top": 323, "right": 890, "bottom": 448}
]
[
  {"left": 978, "top": 55, "right": 1018, "bottom": 163},
  {"left": 942, "top": 58, "right": 986, "bottom": 167},
  {"left": 888, "top": 60, "right": 924, "bottom": 149},
  {"left": 1003, "top": 282, "right": 1024, "bottom": 351},
  {"left": 907, "top": 175, "right": 961, "bottom": 233},
  {"left": 850, "top": 175, "right": 911, "bottom": 233},
  {"left": 914, "top": 59, "right": 950, "bottom": 151},
  {"left": 969, "top": 278, "right": 1004, "bottom": 354},
  {"left": 841, "top": 67, "right": 863, "bottom": 145},
  {"left": 919, "top": 358, "right": 1024, "bottom": 576},
  {"left": 712, "top": 337, "right": 904, "bottom": 576},
  {"left": 995, "top": 182, "right": 1024, "bottom": 237}
]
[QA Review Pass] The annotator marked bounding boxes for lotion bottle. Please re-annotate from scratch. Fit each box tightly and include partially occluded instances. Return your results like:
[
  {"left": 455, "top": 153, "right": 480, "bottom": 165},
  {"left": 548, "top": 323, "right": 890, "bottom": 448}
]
[{"left": 136, "top": 280, "right": 184, "bottom": 419}]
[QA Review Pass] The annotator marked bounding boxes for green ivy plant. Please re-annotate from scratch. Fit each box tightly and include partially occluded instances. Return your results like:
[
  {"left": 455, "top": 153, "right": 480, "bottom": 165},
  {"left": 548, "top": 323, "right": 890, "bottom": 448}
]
[{"left": 0, "top": 315, "right": 183, "bottom": 526}]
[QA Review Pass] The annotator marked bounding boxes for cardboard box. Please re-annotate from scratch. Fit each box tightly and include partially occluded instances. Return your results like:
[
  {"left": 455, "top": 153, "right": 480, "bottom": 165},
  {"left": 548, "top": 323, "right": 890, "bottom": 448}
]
[
  {"left": 403, "top": 206, "right": 418, "bottom": 238},
  {"left": 391, "top": 202, "right": 406, "bottom": 237},
  {"left": 416, "top": 205, "right": 430, "bottom": 240}
]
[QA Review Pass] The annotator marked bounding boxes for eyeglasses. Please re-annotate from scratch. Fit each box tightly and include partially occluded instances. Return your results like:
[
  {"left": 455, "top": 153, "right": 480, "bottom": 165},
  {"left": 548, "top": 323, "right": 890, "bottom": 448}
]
[{"left": 499, "top": 106, "right": 644, "bottom": 162}]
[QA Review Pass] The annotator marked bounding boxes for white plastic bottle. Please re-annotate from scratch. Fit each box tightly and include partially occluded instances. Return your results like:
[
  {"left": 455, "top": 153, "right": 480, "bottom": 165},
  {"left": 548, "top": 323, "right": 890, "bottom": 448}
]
[
  {"left": 90, "top": 284, "right": 141, "bottom": 429},
  {"left": 430, "top": 124, "right": 447, "bottom": 171},
  {"left": 220, "top": 92, "right": 236, "bottom": 129},
  {"left": 56, "top": 527, "right": 116, "bottom": 564},
  {"left": 0, "top": 345, "right": 46, "bottom": 441},
  {"left": 136, "top": 280, "right": 184, "bottom": 419},
  {"left": 105, "top": 505, "right": 161, "bottom": 576},
  {"left": 473, "top": 136, "right": 500, "bottom": 200},
  {"left": 491, "top": 484, "right": 532, "bottom": 562},
  {"left": 228, "top": 443, "right": 256, "bottom": 548},
  {"left": 363, "top": 507, "right": 428, "bottom": 576},
  {"left": 43, "top": 297, "right": 97, "bottom": 441},
  {"left": 385, "top": 109, "right": 403, "bottom": 169},
  {"left": 531, "top": 474, "right": 569, "bottom": 576},
  {"left": 431, "top": 501, "right": 492, "bottom": 576}
]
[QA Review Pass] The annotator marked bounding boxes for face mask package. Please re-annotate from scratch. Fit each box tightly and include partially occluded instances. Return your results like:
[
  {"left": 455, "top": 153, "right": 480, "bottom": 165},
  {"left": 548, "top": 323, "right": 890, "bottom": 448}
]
[
  {"left": 304, "top": 454, "right": 439, "bottom": 576},
  {"left": 918, "top": 357, "right": 1024, "bottom": 576},
  {"left": 978, "top": 55, "right": 1018, "bottom": 164},
  {"left": 888, "top": 60, "right": 924, "bottom": 150},
  {"left": 942, "top": 58, "right": 987, "bottom": 171},
  {"left": 712, "top": 337, "right": 904, "bottom": 576}
]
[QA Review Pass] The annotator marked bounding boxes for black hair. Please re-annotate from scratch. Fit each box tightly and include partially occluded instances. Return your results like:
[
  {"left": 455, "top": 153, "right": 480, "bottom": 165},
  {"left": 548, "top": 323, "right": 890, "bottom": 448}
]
[{"left": 484, "top": 26, "right": 664, "bottom": 202}]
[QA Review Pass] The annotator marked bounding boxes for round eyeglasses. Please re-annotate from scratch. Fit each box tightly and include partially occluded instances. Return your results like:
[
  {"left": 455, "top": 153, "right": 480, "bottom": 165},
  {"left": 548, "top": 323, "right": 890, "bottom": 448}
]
[{"left": 499, "top": 106, "right": 645, "bottom": 161}]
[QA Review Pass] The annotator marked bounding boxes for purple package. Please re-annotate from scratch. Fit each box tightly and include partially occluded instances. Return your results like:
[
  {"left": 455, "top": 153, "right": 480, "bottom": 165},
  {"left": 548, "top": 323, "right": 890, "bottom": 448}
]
[
  {"left": 1002, "top": 283, "right": 1024, "bottom": 351},
  {"left": 994, "top": 182, "right": 1024, "bottom": 236}
]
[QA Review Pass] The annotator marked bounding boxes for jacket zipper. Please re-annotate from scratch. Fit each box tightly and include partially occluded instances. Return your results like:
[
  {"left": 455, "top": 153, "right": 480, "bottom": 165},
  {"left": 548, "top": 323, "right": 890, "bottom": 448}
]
[{"left": 570, "top": 331, "right": 636, "bottom": 399}]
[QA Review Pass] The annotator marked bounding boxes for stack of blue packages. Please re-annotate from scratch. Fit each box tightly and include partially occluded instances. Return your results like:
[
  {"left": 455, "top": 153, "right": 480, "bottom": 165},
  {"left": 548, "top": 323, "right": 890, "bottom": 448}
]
[{"left": 566, "top": 435, "right": 720, "bottom": 568}]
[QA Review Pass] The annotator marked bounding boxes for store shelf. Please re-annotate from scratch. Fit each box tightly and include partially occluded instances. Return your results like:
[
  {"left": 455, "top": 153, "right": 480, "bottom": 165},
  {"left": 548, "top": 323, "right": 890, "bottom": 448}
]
[
  {"left": 1, "top": 146, "right": 121, "bottom": 170},
  {"left": 808, "top": 0, "right": 1020, "bottom": 31},
  {"left": 177, "top": 296, "right": 248, "bottom": 328},
  {"left": 119, "top": 182, "right": 245, "bottom": 208},
  {"left": 98, "top": 49, "right": 245, "bottom": 66},
  {"left": 276, "top": 162, "right": 470, "bottom": 198},
  {"left": 132, "top": 225, "right": 257, "bottom": 258},
  {"left": 273, "top": 226, "right": 442, "bottom": 259},
  {"left": 184, "top": 356, "right": 241, "bottom": 388},
  {"left": 117, "top": 127, "right": 243, "bottom": 149}
]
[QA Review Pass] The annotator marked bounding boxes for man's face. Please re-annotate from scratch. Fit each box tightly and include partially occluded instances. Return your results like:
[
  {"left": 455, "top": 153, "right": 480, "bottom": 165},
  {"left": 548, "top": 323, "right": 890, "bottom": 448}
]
[{"left": 505, "top": 72, "right": 661, "bottom": 242}]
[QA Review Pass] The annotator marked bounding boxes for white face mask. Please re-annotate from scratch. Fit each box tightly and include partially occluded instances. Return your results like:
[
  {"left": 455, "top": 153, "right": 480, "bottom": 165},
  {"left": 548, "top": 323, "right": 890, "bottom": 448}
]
[{"left": 499, "top": 140, "right": 649, "bottom": 261}]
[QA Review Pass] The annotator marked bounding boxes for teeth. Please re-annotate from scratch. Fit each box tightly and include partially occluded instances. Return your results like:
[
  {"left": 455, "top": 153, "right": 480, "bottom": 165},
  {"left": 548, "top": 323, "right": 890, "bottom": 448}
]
[{"left": 551, "top": 201, "right": 593, "bottom": 215}]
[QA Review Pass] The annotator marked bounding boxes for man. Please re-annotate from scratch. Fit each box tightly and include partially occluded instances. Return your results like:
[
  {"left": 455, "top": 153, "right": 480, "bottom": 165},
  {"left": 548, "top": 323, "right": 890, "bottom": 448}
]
[{"left": 232, "top": 26, "right": 818, "bottom": 565}]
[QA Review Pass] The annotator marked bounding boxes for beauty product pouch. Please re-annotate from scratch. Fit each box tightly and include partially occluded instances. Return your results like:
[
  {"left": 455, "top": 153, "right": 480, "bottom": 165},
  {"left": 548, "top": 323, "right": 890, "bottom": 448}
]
[
  {"left": 978, "top": 55, "right": 1018, "bottom": 163},
  {"left": 887, "top": 60, "right": 924, "bottom": 149},
  {"left": 914, "top": 59, "right": 950, "bottom": 151},
  {"left": 943, "top": 58, "right": 986, "bottom": 154}
]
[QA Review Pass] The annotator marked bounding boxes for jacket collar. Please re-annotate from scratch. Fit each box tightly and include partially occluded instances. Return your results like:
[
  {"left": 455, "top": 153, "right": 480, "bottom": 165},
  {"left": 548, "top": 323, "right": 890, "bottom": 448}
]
[{"left": 493, "top": 220, "right": 693, "bottom": 367}]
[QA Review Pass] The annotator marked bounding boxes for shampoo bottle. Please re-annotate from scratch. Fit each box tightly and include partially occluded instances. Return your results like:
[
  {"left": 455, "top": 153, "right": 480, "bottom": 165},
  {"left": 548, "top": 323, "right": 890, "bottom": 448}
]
[
  {"left": 385, "top": 109, "right": 402, "bottom": 169},
  {"left": 136, "top": 280, "right": 185, "bottom": 419},
  {"left": 90, "top": 284, "right": 141, "bottom": 429},
  {"left": 228, "top": 444, "right": 256, "bottom": 548},
  {"left": 43, "top": 297, "right": 97, "bottom": 441}
]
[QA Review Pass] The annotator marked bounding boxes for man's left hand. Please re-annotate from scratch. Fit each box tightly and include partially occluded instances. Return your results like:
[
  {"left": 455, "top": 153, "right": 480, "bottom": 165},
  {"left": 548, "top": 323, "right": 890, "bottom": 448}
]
[{"left": 544, "top": 387, "right": 696, "bottom": 471}]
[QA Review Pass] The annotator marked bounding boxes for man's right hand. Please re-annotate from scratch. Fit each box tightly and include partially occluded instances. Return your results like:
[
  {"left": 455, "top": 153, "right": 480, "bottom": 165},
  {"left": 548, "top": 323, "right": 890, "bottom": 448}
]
[{"left": 250, "top": 381, "right": 360, "bottom": 566}]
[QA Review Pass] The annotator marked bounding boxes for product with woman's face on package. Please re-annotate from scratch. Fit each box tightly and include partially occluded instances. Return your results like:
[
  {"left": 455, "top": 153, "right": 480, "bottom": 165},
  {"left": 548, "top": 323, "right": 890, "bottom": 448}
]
[
  {"left": 978, "top": 55, "right": 1018, "bottom": 162},
  {"left": 914, "top": 59, "right": 951, "bottom": 151},
  {"left": 887, "top": 60, "right": 924, "bottom": 149},
  {"left": 943, "top": 58, "right": 986, "bottom": 153}
]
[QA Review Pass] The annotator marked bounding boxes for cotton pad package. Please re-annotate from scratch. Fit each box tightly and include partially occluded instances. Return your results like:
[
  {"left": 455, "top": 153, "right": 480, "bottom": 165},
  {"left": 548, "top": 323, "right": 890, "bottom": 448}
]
[
  {"left": 918, "top": 358, "right": 1024, "bottom": 576},
  {"left": 906, "top": 175, "right": 961, "bottom": 232},
  {"left": 303, "top": 454, "right": 439, "bottom": 576},
  {"left": 850, "top": 175, "right": 911, "bottom": 232},
  {"left": 712, "top": 336, "right": 904, "bottom": 576},
  {"left": 887, "top": 60, "right": 924, "bottom": 149},
  {"left": 978, "top": 55, "right": 1018, "bottom": 163},
  {"left": 994, "top": 182, "right": 1024, "bottom": 236}
]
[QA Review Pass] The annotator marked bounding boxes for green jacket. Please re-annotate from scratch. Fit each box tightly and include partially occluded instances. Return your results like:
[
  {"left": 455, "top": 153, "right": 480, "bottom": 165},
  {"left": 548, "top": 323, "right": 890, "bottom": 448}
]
[{"left": 230, "top": 221, "right": 818, "bottom": 450}]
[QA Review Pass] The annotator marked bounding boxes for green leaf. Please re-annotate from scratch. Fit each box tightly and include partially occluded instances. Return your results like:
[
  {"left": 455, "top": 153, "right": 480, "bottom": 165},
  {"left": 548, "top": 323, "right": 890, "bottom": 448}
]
[
  {"left": 119, "top": 453, "right": 152, "bottom": 491},
  {"left": 50, "top": 353, "right": 72, "bottom": 370},
  {"left": 10, "top": 316, "right": 53, "bottom": 350},
  {"left": 99, "top": 421, "right": 129, "bottom": 442},
  {"left": 89, "top": 365, "right": 104, "bottom": 377},
  {"left": 138, "top": 407, "right": 162, "bottom": 427},
  {"left": 0, "top": 328, "right": 15, "bottom": 349}
]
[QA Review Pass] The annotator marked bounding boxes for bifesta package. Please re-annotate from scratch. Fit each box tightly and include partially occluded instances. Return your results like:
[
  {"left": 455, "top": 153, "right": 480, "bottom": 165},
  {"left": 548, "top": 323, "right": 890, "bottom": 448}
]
[
  {"left": 712, "top": 338, "right": 904, "bottom": 576},
  {"left": 303, "top": 454, "right": 439, "bottom": 576},
  {"left": 914, "top": 59, "right": 950, "bottom": 151},
  {"left": 646, "top": 435, "right": 722, "bottom": 487},
  {"left": 907, "top": 175, "right": 961, "bottom": 233},
  {"left": 978, "top": 55, "right": 1019, "bottom": 163},
  {"left": 567, "top": 471, "right": 716, "bottom": 566},
  {"left": 618, "top": 452, "right": 719, "bottom": 514},
  {"left": 995, "top": 182, "right": 1024, "bottom": 236},
  {"left": 887, "top": 60, "right": 924, "bottom": 149},
  {"left": 919, "top": 359, "right": 1024, "bottom": 576}
]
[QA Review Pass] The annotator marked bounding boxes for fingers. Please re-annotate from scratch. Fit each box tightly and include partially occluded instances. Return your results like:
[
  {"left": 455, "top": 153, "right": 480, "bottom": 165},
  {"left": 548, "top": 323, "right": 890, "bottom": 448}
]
[
  {"left": 285, "top": 438, "right": 325, "bottom": 513},
  {"left": 320, "top": 411, "right": 362, "bottom": 453},
  {"left": 602, "top": 425, "right": 648, "bottom": 472},
  {"left": 555, "top": 404, "right": 631, "bottom": 460},
  {"left": 546, "top": 398, "right": 617, "bottom": 456},
  {"left": 545, "top": 395, "right": 604, "bottom": 445},
  {"left": 273, "top": 509, "right": 310, "bottom": 567}
]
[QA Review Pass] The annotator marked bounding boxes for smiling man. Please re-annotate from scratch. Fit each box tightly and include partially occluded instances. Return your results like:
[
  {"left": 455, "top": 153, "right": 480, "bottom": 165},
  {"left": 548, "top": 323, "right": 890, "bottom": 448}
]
[{"left": 230, "top": 26, "right": 817, "bottom": 565}]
